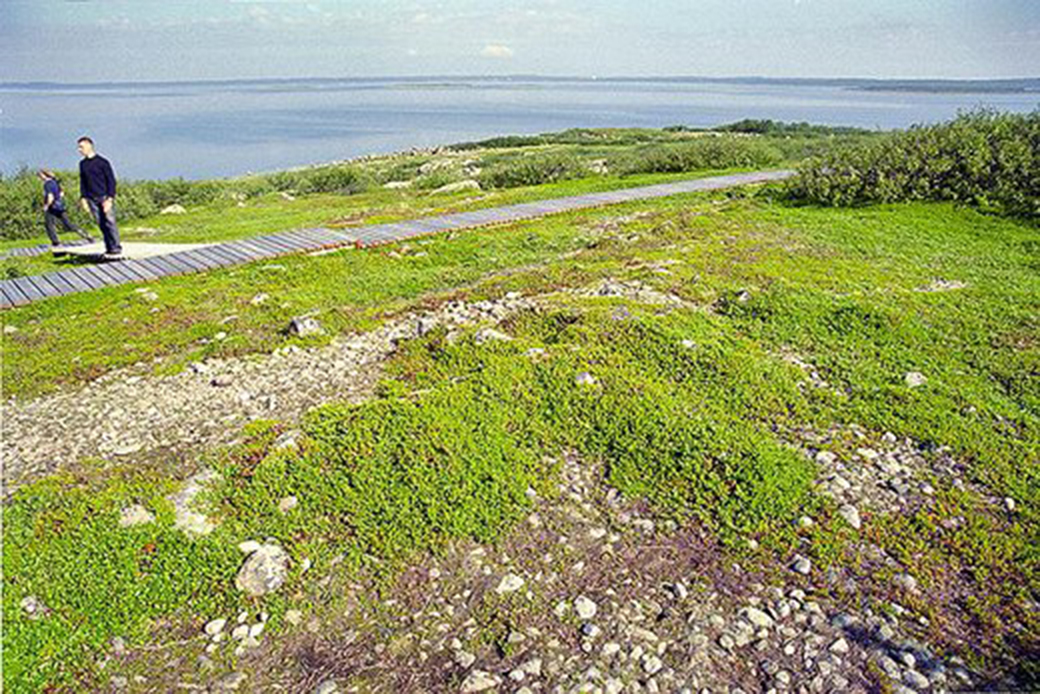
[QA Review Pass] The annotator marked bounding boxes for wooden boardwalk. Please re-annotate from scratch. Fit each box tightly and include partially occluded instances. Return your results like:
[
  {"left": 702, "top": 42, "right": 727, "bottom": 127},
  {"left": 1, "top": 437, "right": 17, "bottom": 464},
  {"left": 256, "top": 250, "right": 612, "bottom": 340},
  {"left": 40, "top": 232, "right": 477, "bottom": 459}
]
[{"left": 0, "top": 170, "right": 792, "bottom": 309}]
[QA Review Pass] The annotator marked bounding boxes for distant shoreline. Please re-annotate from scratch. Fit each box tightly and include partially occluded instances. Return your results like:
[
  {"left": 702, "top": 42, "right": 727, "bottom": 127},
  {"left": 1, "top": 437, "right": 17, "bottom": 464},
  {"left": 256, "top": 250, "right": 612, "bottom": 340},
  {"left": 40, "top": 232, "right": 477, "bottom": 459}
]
[{"left": 3, "top": 75, "right": 1039, "bottom": 95}]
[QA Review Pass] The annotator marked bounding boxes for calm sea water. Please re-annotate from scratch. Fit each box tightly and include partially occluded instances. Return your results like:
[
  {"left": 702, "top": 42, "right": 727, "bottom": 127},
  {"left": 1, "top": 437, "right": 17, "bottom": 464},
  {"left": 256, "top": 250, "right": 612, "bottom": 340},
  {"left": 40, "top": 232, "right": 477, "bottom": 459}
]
[{"left": 1, "top": 77, "right": 1037, "bottom": 181}]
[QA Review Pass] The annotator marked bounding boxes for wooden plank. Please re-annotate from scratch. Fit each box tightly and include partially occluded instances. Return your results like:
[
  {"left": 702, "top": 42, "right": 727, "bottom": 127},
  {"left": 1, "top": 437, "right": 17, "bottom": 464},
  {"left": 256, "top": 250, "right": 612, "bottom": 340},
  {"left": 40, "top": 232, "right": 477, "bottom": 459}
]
[
  {"left": 114, "top": 261, "right": 153, "bottom": 282},
  {"left": 69, "top": 265, "right": 115, "bottom": 289},
  {"left": 10, "top": 277, "right": 46, "bottom": 302},
  {"left": 27, "top": 274, "right": 69, "bottom": 298},
  {"left": 182, "top": 249, "right": 225, "bottom": 270},
  {"left": 55, "top": 269, "right": 92, "bottom": 293},
  {"left": 194, "top": 246, "right": 239, "bottom": 267},
  {"left": 66, "top": 266, "right": 107, "bottom": 290},
  {"left": 122, "top": 260, "right": 160, "bottom": 281},
  {"left": 0, "top": 289, "right": 12, "bottom": 310},
  {"left": 101, "top": 262, "right": 141, "bottom": 284},
  {"left": 139, "top": 255, "right": 181, "bottom": 277},
  {"left": 224, "top": 241, "right": 269, "bottom": 261},
  {"left": 256, "top": 235, "right": 299, "bottom": 253},
  {"left": 210, "top": 244, "right": 257, "bottom": 263},
  {"left": 42, "top": 272, "right": 78, "bottom": 295},
  {"left": 246, "top": 237, "right": 290, "bottom": 255},
  {"left": 91, "top": 262, "right": 129, "bottom": 285},
  {"left": 1, "top": 282, "right": 29, "bottom": 307},
  {"left": 160, "top": 253, "right": 202, "bottom": 274},
  {"left": 166, "top": 252, "right": 210, "bottom": 272},
  {"left": 265, "top": 233, "right": 314, "bottom": 251}
]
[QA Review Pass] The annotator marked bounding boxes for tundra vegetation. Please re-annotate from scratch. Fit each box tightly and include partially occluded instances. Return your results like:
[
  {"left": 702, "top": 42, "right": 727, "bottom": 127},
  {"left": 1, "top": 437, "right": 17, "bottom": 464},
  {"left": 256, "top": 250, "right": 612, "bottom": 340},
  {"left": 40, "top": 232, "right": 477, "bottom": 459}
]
[{"left": 1, "top": 114, "right": 1037, "bottom": 692}]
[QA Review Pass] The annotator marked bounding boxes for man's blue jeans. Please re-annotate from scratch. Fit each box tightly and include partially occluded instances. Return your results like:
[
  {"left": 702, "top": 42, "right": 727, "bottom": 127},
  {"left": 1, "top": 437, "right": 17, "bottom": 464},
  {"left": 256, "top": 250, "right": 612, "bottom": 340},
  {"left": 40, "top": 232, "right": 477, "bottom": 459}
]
[{"left": 87, "top": 199, "right": 122, "bottom": 254}]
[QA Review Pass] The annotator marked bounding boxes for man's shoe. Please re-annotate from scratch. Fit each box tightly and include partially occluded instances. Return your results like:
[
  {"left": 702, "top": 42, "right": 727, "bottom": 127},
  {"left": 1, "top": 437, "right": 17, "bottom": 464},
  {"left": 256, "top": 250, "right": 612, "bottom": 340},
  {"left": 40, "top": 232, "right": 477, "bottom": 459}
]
[
  {"left": 102, "top": 251, "right": 124, "bottom": 261},
  {"left": 51, "top": 245, "right": 69, "bottom": 256}
]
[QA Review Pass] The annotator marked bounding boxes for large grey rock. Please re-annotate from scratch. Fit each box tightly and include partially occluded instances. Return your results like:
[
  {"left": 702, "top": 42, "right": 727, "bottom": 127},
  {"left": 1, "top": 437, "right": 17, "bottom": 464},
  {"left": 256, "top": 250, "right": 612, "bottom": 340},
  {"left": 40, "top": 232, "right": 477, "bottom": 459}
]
[{"left": 235, "top": 543, "right": 289, "bottom": 596}]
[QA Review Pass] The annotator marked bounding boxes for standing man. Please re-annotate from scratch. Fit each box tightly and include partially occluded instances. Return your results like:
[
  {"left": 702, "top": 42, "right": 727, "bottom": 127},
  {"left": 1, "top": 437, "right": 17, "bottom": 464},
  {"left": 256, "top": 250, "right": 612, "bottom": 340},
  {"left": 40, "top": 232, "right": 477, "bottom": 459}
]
[
  {"left": 77, "top": 136, "right": 122, "bottom": 257},
  {"left": 39, "top": 169, "right": 93, "bottom": 250}
]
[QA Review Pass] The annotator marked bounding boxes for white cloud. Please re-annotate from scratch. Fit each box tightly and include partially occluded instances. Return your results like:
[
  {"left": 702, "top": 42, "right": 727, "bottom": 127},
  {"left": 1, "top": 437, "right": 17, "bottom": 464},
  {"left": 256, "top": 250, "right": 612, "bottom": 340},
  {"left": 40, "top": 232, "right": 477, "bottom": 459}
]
[{"left": 480, "top": 44, "right": 514, "bottom": 59}]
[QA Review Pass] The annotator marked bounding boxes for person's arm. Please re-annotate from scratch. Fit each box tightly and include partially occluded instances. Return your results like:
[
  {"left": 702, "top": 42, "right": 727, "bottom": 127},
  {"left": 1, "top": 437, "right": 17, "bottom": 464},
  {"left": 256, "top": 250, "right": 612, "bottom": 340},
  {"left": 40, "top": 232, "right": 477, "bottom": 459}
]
[
  {"left": 44, "top": 191, "right": 54, "bottom": 211},
  {"left": 102, "top": 160, "right": 117, "bottom": 213},
  {"left": 79, "top": 163, "right": 90, "bottom": 213}
]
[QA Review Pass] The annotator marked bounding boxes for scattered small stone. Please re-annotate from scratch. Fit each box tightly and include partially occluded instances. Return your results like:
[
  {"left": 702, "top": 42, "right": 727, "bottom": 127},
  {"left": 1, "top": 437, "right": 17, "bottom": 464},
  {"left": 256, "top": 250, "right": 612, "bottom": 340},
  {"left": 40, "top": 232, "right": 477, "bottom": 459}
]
[
  {"left": 211, "top": 374, "right": 234, "bottom": 388},
  {"left": 288, "top": 316, "right": 324, "bottom": 337},
  {"left": 829, "top": 638, "right": 850, "bottom": 656},
  {"left": 454, "top": 650, "right": 477, "bottom": 669},
  {"left": 904, "top": 372, "right": 927, "bottom": 388},
  {"left": 791, "top": 555, "right": 812, "bottom": 575},
  {"left": 1004, "top": 497, "right": 1016, "bottom": 512},
  {"left": 837, "top": 504, "right": 862, "bottom": 530},
  {"left": 893, "top": 573, "right": 918, "bottom": 592},
  {"left": 278, "top": 495, "right": 299, "bottom": 514},
  {"left": 204, "top": 618, "right": 227, "bottom": 637},
  {"left": 495, "top": 573, "right": 525, "bottom": 594},
  {"left": 740, "top": 607, "right": 774, "bottom": 629},
  {"left": 460, "top": 669, "right": 500, "bottom": 693},
  {"left": 574, "top": 595, "right": 598, "bottom": 620},
  {"left": 642, "top": 653, "right": 664, "bottom": 675},
  {"left": 231, "top": 624, "right": 249, "bottom": 640},
  {"left": 213, "top": 672, "right": 246, "bottom": 691},
  {"left": 285, "top": 609, "right": 303, "bottom": 626},
  {"left": 797, "top": 515, "right": 814, "bottom": 528},
  {"left": 575, "top": 372, "right": 598, "bottom": 386},
  {"left": 315, "top": 681, "right": 340, "bottom": 694}
]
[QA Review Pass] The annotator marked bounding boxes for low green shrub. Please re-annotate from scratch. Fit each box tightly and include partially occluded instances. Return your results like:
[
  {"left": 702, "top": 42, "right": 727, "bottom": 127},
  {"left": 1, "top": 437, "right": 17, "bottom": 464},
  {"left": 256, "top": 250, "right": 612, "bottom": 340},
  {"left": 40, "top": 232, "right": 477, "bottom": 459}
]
[
  {"left": 478, "top": 153, "right": 588, "bottom": 189},
  {"left": 787, "top": 109, "right": 1040, "bottom": 217},
  {"left": 615, "top": 137, "right": 784, "bottom": 175}
]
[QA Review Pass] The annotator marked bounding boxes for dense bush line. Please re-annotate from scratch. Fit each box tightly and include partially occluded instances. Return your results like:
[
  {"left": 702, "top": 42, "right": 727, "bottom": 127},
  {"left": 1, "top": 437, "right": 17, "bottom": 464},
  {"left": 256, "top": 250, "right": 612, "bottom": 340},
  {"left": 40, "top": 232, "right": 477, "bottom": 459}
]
[{"left": 787, "top": 109, "right": 1040, "bottom": 217}]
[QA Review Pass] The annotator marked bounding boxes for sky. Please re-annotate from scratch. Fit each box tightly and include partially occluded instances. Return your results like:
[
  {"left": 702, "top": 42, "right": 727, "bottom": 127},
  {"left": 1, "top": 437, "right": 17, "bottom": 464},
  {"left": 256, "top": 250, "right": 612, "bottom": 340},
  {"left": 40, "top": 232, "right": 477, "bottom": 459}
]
[{"left": 1, "top": 0, "right": 1038, "bottom": 83}]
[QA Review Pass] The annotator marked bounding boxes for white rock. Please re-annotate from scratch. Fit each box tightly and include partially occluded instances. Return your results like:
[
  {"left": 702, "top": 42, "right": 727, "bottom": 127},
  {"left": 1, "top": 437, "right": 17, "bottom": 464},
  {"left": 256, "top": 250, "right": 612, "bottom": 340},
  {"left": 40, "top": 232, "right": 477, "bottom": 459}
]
[
  {"left": 830, "top": 638, "right": 850, "bottom": 655},
  {"left": 495, "top": 573, "right": 525, "bottom": 594},
  {"left": 574, "top": 595, "right": 598, "bottom": 620},
  {"left": 285, "top": 609, "right": 303, "bottom": 626},
  {"left": 460, "top": 669, "right": 500, "bottom": 692},
  {"left": 574, "top": 372, "right": 598, "bottom": 386},
  {"left": 160, "top": 204, "right": 187, "bottom": 215},
  {"left": 204, "top": 618, "right": 227, "bottom": 636},
  {"left": 213, "top": 672, "right": 246, "bottom": 690},
  {"left": 641, "top": 653, "right": 664, "bottom": 675},
  {"left": 893, "top": 573, "right": 918, "bottom": 592},
  {"left": 315, "top": 681, "right": 339, "bottom": 694},
  {"left": 383, "top": 181, "right": 413, "bottom": 190},
  {"left": 740, "top": 607, "right": 774, "bottom": 629},
  {"left": 791, "top": 555, "right": 812, "bottom": 575},
  {"left": 905, "top": 372, "right": 927, "bottom": 388},
  {"left": 118, "top": 504, "right": 155, "bottom": 527},
  {"left": 838, "top": 504, "right": 862, "bottom": 530},
  {"left": 231, "top": 624, "right": 249, "bottom": 640},
  {"left": 454, "top": 650, "right": 476, "bottom": 668},
  {"left": 237, "top": 540, "right": 263, "bottom": 554},
  {"left": 235, "top": 543, "right": 290, "bottom": 597},
  {"left": 248, "top": 622, "right": 265, "bottom": 638},
  {"left": 278, "top": 496, "right": 299, "bottom": 514}
]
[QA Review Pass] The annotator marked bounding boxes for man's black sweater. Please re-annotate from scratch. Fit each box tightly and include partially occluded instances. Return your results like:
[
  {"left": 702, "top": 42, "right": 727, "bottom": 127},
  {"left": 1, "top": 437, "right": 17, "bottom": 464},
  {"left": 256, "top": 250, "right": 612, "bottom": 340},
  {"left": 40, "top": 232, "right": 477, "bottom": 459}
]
[{"left": 79, "top": 155, "right": 117, "bottom": 201}]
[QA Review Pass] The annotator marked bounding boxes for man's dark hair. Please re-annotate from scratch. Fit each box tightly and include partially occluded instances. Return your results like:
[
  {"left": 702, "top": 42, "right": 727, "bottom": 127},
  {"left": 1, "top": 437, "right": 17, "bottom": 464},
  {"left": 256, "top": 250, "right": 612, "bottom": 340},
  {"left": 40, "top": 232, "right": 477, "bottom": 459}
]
[{"left": 77, "top": 136, "right": 94, "bottom": 145}]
